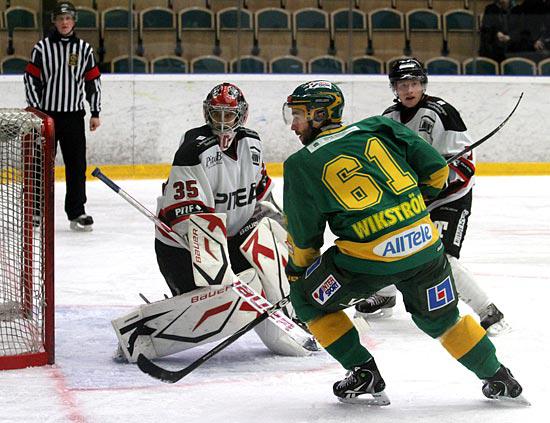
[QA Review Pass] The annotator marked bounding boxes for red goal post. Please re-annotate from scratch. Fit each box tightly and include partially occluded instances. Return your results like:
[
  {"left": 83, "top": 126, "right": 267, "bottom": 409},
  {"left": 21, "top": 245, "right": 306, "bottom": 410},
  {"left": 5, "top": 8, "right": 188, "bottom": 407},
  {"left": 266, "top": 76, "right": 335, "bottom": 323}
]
[{"left": 0, "top": 107, "right": 55, "bottom": 370}]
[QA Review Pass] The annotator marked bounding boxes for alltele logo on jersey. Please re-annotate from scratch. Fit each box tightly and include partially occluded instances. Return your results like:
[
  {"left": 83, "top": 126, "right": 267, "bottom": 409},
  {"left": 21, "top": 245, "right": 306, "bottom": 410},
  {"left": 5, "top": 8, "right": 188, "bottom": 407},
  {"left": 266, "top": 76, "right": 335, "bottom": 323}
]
[
  {"left": 312, "top": 274, "right": 341, "bottom": 305},
  {"left": 373, "top": 224, "right": 433, "bottom": 258},
  {"left": 427, "top": 276, "right": 455, "bottom": 311}
]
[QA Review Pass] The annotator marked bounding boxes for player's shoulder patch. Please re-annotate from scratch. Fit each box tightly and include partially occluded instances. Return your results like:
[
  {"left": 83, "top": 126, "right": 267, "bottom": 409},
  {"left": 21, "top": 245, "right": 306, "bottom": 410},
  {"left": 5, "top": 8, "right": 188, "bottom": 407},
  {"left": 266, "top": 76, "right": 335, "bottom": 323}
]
[
  {"left": 424, "top": 96, "right": 466, "bottom": 131},
  {"left": 173, "top": 125, "right": 217, "bottom": 166},
  {"left": 235, "top": 127, "right": 260, "bottom": 142},
  {"left": 382, "top": 104, "right": 399, "bottom": 115}
]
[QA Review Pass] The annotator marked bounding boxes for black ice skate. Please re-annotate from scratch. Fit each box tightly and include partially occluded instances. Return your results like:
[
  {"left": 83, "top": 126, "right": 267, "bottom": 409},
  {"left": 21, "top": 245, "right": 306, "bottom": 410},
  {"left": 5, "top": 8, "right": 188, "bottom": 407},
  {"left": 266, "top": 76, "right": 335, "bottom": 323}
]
[
  {"left": 354, "top": 294, "right": 396, "bottom": 319},
  {"left": 479, "top": 303, "right": 511, "bottom": 337},
  {"left": 482, "top": 365, "right": 530, "bottom": 405},
  {"left": 70, "top": 214, "right": 94, "bottom": 232},
  {"left": 333, "top": 359, "right": 390, "bottom": 405}
]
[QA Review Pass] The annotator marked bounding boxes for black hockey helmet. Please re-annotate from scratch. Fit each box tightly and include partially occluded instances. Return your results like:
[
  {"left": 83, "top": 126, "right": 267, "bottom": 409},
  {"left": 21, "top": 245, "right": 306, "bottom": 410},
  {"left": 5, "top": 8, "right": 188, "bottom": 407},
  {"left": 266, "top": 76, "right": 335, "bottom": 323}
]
[
  {"left": 51, "top": 2, "right": 78, "bottom": 22},
  {"left": 388, "top": 58, "right": 427, "bottom": 86}
]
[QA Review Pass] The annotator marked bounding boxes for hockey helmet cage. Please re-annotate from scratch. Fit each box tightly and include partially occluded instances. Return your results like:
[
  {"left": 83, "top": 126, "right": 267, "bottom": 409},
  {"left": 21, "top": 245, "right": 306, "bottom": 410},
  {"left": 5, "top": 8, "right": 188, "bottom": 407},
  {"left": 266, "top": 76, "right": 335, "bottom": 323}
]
[
  {"left": 283, "top": 80, "right": 344, "bottom": 126},
  {"left": 51, "top": 1, "right": 78, "bottom": 22},
  {"left": 203, "top": 82, "right": 249, "bottom": 150},
  {"left": 388, "top": 58, "right": 427, "bottom": 86}
]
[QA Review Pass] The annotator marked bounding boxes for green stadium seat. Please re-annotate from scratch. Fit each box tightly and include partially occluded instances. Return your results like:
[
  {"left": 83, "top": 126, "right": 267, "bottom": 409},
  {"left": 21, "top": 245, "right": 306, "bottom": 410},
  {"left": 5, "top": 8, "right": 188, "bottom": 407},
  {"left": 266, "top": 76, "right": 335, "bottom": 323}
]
[
  {"left": 76, "top": 7, "right": 100, "bottom": 51},
  {"left": 309, "top": 54, "right": 345, "bottom": 73},
  {"left": 405, "top": 8, "right": 441, "bottom": 58},
  {"left": 216, "top": 7, "right": 254, "bottom": 58},
  {"left": 101, "top": 7, "right": 138, "bottom": 62},
  {"left": 110, "top": 55, "right": 148, "bottom": 73},
  {"left": 463, "top": 57, "right": 498, "bottom": 75},
  {"left": 292, "top": 8, "right": 330, "bottom": 60},
  {"left": 368, "top": 8, "right": 404, "bottom": 60},
  {"left": 1, "top": 55, "right": 28, "bottom": 74},
  {"left": 5, "top": 7, "right": 37, "bottom": 31},
  {"left": 442, "top": 9, "right": 475, "bottom": 59},
  {"left": 425, "top": 56, "right": 460, "bottom": 74},
  {"left": 230, "top": 55, "right": 266, "bottom": 73},
  {"left": 331, "top": 8, "right": 369, "bottom": 58},
  {"left": 269, "top": 55, "right": 305, "bottom": 73},
  {"left": 538, "top": 57, "right": 550, "bottom": 76},
  {"left": 138, "top": 7, "right": 177, "bottom": 59},
  {"left": 178, "top": 7, "right": 215, "bottom": 59},
  {"left": 151, "top": 55, "right": 187, "bottom": 73},
  {"left": 254, "top": 8, "right": 292, "bottom": 58},
  {"left": 501, "top": 57, "right": 537, "bottom": 76},
  {"left": 191, "top": 55, "right": 227, "bottom": 73},
  {"left": 351, "top": 55, "right": 384, "bottom": 74}
]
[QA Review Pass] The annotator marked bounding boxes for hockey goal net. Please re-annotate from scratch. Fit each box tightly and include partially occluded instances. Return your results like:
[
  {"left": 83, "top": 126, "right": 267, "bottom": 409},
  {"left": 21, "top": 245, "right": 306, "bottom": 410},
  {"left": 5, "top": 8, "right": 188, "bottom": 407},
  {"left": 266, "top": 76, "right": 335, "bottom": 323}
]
[{"left": 0, "top": 108, "right": 55, "bottom": 370}]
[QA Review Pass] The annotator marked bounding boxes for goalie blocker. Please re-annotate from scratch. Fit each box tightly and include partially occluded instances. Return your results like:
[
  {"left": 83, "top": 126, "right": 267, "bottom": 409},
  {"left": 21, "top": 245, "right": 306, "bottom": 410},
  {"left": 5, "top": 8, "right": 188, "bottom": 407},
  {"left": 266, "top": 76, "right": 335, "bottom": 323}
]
[{"left": 112, "top": 214, "right": 315, "bottom": 363}]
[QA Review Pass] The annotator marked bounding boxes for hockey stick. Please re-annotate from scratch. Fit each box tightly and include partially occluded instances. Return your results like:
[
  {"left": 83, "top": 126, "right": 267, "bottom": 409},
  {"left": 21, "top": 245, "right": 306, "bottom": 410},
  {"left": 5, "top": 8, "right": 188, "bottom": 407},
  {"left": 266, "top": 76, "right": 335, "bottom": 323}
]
[
  {"left": 91, "top": 168, "right": 312, "bottom": 346},
  {"left": 136, "top": 297, "right": 290, "bottom": 383},
  {"left": 446, "top": 92, "right": 523, "bottom": 164}
]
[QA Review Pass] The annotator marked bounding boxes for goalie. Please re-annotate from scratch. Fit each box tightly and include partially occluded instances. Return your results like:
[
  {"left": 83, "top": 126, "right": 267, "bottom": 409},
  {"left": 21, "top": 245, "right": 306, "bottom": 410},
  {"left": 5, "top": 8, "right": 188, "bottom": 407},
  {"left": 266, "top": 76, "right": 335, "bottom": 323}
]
[{"left": 112, "top": 82, "right": 315, "bottom": 363}]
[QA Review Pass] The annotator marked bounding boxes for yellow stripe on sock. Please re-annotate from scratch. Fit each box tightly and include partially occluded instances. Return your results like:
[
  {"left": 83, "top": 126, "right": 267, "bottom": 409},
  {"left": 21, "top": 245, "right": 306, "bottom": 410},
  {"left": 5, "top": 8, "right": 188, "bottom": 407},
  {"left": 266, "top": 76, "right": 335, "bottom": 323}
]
[
  {"left": 308, "top": 311, "right": 354, "bottom": 348},
  {"left": 440, "top": 315, "right": 486, "bottom": 359}
]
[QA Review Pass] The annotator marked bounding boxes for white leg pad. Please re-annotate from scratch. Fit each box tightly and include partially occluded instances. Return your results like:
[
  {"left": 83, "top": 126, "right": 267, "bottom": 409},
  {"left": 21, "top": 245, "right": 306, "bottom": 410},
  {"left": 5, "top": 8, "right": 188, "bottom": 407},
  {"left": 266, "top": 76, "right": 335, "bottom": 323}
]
[
  {"left": 447, "top": 254, "right": 491, "bottom": 314},
  {"left": 112, "top": 268, "right": 263, "bottom": 363},
  {"left": 241, "top": 217, "right": 312, "bottom": 357}
]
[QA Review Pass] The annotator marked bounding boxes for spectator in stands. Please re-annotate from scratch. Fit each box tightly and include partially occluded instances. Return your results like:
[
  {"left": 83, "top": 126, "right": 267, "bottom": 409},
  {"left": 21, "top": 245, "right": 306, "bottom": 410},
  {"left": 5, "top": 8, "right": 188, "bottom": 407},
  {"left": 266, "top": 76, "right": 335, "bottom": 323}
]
[
  {"left": 509, "top": 0, "right": 550, "bottom": 60},
  {"left": 23, "top": 2, "right": 101, "bottom": 232},
  {"left": 479, "top": 0, "right": 513, "bottom": 62}
]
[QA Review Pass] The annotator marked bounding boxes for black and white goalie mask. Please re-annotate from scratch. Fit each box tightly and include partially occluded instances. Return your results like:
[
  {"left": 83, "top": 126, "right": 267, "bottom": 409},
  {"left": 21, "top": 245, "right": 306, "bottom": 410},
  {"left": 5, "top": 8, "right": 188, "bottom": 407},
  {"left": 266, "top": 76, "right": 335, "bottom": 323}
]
[{"left": 203, "top": 82, "right": 249, "bottom": 151}]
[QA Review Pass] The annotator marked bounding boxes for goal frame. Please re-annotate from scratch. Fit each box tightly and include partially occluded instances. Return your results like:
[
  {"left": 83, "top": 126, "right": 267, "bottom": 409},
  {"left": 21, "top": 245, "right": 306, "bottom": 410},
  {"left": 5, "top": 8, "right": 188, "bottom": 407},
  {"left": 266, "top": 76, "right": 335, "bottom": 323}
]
[{"left": 0, "top": 107, "right": 55, "bottom": 370}]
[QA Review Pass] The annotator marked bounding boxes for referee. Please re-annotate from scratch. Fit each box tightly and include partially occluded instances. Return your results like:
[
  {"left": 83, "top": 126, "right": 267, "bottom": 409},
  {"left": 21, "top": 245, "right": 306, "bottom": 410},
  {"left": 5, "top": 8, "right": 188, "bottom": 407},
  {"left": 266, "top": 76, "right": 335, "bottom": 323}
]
[{"left": 24, "top": 1, "right": 101, "bottom": 232}]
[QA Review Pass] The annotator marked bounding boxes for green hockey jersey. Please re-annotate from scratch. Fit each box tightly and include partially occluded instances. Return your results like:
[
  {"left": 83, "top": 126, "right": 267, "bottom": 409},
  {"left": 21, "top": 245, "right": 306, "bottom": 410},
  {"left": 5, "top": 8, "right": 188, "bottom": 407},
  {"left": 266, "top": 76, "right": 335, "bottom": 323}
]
[{"left": 284, "top": 115, "right": 449, "bottom": 276}]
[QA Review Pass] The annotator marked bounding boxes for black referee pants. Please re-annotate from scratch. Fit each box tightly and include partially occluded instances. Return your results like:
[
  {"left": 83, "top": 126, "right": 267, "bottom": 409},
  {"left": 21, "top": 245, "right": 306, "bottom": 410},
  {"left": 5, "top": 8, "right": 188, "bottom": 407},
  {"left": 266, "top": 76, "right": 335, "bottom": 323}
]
[{"left": 49, "top": 111, "right": 88, "bottom": 221}]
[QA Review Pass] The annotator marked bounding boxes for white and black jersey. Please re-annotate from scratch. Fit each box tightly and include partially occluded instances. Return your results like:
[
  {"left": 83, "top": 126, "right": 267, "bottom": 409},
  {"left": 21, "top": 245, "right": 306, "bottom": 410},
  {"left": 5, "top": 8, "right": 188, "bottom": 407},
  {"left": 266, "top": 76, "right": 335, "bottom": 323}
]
[
  {"left": 383, "top": 95, "right": 475, "bottom": 209},
  {"left": 156, "top": 125, "right": 273, "bottom": 249},
  {"left": 24, "top": 31, "right": 101, "bottom": 116}
]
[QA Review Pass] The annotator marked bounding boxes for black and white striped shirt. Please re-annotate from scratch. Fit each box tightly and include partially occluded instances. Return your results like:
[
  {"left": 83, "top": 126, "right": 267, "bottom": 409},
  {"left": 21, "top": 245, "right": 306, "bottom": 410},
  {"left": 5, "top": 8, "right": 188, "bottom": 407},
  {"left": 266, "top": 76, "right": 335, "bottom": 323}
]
[{"left": 24, "top": 30, "right": 101, "bottom": 116}]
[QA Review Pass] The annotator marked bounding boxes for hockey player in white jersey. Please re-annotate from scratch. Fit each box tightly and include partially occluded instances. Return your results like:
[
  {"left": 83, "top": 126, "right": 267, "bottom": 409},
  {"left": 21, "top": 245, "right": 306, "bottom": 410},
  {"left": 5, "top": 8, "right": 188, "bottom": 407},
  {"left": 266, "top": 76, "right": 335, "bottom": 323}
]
[
  {"left": 113, "top": 82, "right": 315, "bottom": 363},
  {"left": 355, "top": 58, "right": 510, "bottom": 336}
]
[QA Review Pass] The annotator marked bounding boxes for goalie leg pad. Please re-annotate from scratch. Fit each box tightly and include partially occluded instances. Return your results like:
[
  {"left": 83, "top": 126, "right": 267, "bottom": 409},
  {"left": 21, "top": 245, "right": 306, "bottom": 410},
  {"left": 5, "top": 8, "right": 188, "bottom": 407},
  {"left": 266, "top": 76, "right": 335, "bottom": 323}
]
[
  {"left": 241, "top": 217, "right": 314, "bottom": 357},
  {"left": 112, "top": 268, "right": 263, "bottom": 363}
]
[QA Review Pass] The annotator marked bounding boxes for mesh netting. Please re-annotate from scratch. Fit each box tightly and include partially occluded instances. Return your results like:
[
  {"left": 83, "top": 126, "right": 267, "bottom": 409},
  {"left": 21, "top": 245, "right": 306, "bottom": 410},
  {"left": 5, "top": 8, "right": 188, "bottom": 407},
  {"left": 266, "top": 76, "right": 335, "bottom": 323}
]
[{"left": 0, "top": 109, "right": 46, "bottom": 357}]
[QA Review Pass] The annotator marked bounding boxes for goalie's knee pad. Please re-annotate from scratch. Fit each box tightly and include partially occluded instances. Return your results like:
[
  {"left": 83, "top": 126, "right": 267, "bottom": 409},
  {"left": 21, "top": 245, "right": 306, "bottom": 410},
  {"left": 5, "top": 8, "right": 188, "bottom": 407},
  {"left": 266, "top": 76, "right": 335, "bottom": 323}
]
[
  {"left": 241, "top": 217, "right": 313, "bottom": 357},
  {"left": 112, "top": 268, "right": 263, "bottom": 363}
]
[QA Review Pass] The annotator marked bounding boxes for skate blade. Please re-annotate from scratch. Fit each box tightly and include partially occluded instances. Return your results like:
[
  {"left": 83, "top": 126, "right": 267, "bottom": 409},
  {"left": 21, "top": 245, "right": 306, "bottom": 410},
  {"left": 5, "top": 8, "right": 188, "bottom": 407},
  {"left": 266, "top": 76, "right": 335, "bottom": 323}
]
[
  {"left": 486, "top": 320, "right": 512, "bottom": 337},
  {"left": 338, "top": 391, "right": 391, "bottom": 406},
  {"left": 489, "top": 394, "right": 531, "bottom": 406},
  {"left": 354, "top": 308, "right": 393, "bottom": 320}
]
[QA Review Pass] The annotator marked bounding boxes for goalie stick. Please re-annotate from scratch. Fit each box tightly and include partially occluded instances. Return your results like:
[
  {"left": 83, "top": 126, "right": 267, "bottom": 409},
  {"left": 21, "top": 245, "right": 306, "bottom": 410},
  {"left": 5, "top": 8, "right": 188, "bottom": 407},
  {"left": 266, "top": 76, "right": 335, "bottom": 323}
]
[
  {"left": 136, "top": 297, "right": 290, "bottom": 383},
  {"left": 446, "top": 92, "right": 523, "bottom": 164},
  {"left": 91, "top": 168, "right": 312, "bottom": 347}
]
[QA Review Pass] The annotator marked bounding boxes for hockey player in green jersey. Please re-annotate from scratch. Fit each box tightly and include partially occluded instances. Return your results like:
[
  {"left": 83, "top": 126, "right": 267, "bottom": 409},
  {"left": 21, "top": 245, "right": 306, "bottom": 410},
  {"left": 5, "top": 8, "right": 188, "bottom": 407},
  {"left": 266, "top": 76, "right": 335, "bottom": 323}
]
[{"left": 282, "top": 80, "right": 525, "bottom": 405}]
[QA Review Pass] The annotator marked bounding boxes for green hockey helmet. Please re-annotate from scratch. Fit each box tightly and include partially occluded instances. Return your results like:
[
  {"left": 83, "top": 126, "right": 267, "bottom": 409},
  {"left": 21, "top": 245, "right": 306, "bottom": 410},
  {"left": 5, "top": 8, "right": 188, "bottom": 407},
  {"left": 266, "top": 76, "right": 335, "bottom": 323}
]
[{"left": 283, "top": 80, "right": 344, "bottom": 126}]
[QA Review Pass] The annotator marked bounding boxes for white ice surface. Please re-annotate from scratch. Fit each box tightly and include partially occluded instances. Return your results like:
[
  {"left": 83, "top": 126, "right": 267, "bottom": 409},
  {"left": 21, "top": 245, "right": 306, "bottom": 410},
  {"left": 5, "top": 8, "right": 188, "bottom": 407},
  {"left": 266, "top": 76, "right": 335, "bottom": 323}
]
[{"left": 1, "top": 176, "right": 549, "bottom": 423}]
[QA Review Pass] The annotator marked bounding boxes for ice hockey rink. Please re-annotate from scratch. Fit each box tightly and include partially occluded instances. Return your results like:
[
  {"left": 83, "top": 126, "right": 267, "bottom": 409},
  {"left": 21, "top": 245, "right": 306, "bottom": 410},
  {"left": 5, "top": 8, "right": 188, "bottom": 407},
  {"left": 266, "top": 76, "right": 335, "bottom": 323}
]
[{"left": 1, "top": 174, "right": 548, "bottom": 423}]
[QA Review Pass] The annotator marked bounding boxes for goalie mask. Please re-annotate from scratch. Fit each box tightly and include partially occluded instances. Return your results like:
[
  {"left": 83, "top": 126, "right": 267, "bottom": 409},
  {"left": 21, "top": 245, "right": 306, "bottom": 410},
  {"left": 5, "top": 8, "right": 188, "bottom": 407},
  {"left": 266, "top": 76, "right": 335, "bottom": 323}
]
[{"left": 203, "top": 82, "right": 249, "bottom": 151}]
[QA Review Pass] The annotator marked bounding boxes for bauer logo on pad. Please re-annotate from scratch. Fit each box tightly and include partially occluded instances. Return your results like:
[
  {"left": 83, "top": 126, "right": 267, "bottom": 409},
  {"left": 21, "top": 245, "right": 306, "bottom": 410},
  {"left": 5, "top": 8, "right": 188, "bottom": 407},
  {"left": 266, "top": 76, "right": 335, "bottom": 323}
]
[{"left": 427, "top": 276, "right": 455, "bottom": 311}]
